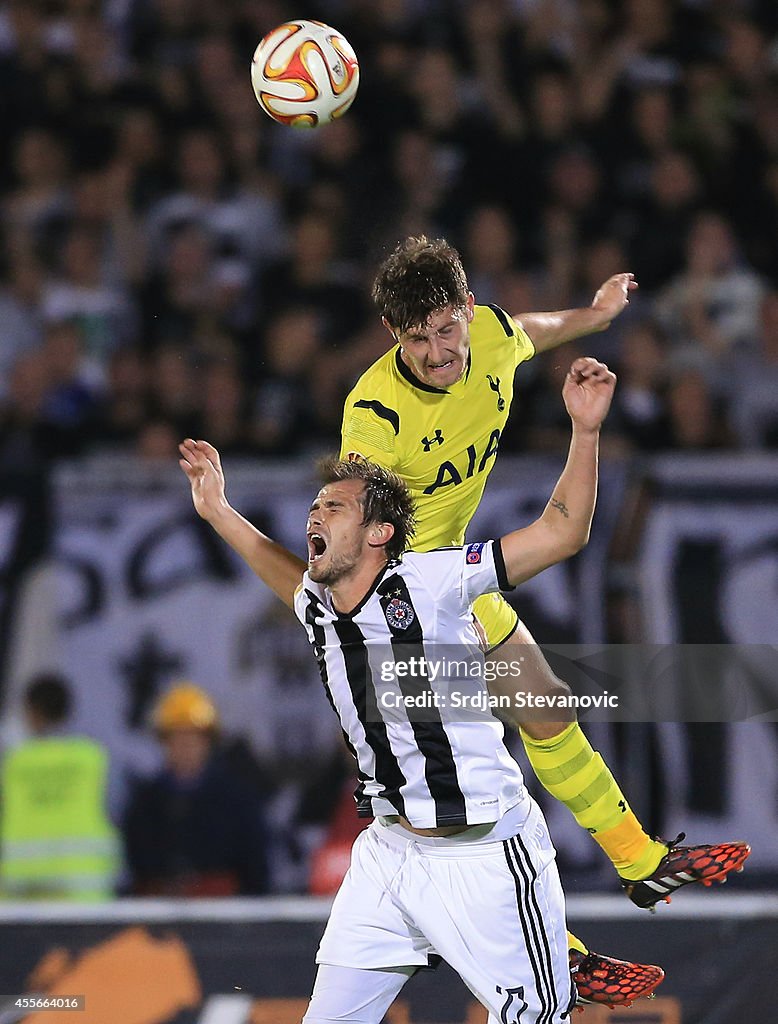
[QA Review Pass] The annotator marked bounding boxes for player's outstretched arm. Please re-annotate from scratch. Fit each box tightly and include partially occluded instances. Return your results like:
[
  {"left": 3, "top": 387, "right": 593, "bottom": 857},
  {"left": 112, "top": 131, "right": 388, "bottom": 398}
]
[
  {"left": 178, "top": 438, "right": 306, "bottom": 609},
  {"left": 499, "top": 358, "right": 616, "bottom": 586},
  {"left": 514, "top": 274, "right": 637, "bottom": 353}
]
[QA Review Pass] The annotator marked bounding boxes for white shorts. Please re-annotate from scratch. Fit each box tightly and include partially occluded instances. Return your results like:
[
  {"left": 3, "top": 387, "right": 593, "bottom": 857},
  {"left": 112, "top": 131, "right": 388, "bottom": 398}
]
[{"left": 306, "top": 796, "right": 573, "bottom": 1023}]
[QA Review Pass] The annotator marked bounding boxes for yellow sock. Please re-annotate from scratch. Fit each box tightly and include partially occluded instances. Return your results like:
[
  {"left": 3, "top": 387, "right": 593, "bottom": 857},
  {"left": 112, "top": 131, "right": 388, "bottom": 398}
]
[
  {"left": 567, "top": 932, "right": 588, "bottom": 955},
  {"left": 520, "top": 723, "right": 666, "bottom": 879}
]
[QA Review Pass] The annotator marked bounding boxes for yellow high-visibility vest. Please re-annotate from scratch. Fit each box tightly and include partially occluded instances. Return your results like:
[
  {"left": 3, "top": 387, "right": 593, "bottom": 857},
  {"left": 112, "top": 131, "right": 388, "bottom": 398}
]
[{"left": 0, "top": 736, "right": 119, "bottom": 901}]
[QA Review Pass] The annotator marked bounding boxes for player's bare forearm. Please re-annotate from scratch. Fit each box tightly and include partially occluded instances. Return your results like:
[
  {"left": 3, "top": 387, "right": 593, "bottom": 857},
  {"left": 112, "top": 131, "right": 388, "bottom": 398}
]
[
  {"left": 207, "top": 504, "right": 305, "bottom": 608},
  {"left": 514, "top": 273, "right": 637, "bottom": 354},
  {"left": 541, "top": 424, "right": 599, "bottom": 545},
  {"left": 516, "top": 308, "right": 609, "bottom": 353},
  {"left": 498, "top": 359, "right": 615, "bottom": 585},
  {"left": 179, "top": 439, "right": 305, "bottom": 608},
  {"left": 499, "top": 426, "right": 599, "bottom": 585}
]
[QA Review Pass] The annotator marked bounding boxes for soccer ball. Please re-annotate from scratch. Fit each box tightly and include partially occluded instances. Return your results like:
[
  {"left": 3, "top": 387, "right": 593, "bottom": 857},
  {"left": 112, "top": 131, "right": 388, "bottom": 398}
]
[{"left": 250, "top": 20, "right": 359, "bottom": 128}]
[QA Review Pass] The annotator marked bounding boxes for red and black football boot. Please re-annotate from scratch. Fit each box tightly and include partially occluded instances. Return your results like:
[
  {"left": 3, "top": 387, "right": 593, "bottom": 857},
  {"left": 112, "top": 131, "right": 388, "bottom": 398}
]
[
  {"left": 620, "top": 833, "right": 751, "bottom": 910},
  {"left": 569, "top": 949, "right": 664, "bottom": 1009}
]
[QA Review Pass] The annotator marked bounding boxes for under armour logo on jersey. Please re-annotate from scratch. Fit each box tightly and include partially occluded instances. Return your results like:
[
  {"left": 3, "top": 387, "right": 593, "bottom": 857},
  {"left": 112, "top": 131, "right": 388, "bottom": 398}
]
[
  {"left": 421, "top": 429, "right": 444, "bottom": 451},
  {"left": 384, "top": 597, "right": 415, "bottom": 630},
  {"left": 486, "top": 374, "right": 506, "bottom": 411}
]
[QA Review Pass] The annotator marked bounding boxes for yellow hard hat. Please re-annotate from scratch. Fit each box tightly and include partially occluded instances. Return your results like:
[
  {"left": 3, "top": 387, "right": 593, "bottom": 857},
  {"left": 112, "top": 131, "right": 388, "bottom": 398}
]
[{"left": 152, "top": 683, "right": 219, "bottom": 733}]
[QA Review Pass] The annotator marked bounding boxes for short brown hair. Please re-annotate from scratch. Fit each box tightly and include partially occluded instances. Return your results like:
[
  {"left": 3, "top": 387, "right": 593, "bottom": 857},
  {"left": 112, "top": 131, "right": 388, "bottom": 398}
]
[
  {"left": 372, "top": 236, "right": 469, "bottom": 333},
  {"left": 317, "top": 457, "right": 416, "bottom": 560},
  {"left": 25, "top": 674, "right": 71, "bottom": 725}
]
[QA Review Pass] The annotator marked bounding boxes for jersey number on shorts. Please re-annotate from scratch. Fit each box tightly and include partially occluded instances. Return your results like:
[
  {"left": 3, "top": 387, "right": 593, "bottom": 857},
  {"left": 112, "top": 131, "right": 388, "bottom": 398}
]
[{"left": 496, "top": 984, "right": 528, "bottom": 1023}]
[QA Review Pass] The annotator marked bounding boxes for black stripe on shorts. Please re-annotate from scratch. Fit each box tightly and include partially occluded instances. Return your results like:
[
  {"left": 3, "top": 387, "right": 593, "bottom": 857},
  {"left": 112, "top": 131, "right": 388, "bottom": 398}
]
[
  {"left": 503, "top": 835, "right": 564, "bottom": 1023},
  {"left": 508, "top": 835, "right": 561, "bottom": 1023}
]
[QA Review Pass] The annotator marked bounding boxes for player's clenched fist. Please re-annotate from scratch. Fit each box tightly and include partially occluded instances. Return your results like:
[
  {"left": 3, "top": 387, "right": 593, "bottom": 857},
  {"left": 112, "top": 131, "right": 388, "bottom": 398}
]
[
  {"left": 178, "top": 438, "right": 229, "bottom": 523},
  {"left": 561, "top": 357, "right": 617, "bottom": 432}
]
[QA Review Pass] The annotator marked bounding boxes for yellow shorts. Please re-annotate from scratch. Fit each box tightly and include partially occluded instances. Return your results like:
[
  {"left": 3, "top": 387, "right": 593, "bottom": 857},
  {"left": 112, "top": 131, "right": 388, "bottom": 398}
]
[{"left": 473, "top": 592, "right": 519, "bottom": 653}]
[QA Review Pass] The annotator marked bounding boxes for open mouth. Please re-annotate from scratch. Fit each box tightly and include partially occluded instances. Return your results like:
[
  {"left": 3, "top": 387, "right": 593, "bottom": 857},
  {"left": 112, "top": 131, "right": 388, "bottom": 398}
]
[
  {"left": 307, "top": 533, "right": 327, "bottom": 563},
  {"left": 425, "top": 358, "right": 456, "bottom": 378}
]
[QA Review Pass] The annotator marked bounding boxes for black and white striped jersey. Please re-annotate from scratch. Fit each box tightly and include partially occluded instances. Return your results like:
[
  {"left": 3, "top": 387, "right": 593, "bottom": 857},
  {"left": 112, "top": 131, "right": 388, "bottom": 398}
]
[{"left": 293, "top": 540, "right": 526, "bottom": 828}]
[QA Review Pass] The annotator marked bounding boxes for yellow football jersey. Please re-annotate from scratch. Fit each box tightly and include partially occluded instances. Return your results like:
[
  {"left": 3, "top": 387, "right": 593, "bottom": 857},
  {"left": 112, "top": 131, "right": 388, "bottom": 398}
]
[{"left": 340, "top": 304, "right": 535, "bottom": 551}]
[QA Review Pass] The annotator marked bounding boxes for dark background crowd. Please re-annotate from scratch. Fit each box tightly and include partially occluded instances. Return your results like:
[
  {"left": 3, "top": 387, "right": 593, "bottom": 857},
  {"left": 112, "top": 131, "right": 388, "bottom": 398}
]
[{"left": 1, "top": 0, "right": 778, "bottom": 469}]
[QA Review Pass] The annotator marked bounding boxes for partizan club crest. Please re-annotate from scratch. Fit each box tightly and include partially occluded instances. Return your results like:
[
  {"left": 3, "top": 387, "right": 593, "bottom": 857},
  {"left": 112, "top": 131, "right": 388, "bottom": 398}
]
[{"left": 384, "top": 597, "right": 415, "bottom": 630}]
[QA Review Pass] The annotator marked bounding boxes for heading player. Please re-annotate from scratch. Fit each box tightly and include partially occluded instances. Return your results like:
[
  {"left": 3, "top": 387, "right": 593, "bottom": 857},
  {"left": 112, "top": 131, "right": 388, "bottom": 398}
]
[
  {"left": 339, "top": 237, "right": 750, "bottom": 974},
  {"left": 180, "top": 358, "right": 664, "bottom": 1019}
]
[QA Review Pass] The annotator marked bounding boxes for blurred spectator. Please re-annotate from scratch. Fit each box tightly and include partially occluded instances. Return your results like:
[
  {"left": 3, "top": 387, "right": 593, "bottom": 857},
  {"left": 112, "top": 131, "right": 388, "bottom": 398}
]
[
  {"left": 730, "top": 291, "right": 778, "bottom": 448},
  {"left": 619, "top": 0, "right": 683, "bottom": 90},
  {"left": 528, "top": 70, "right": 580, "bottom": 184},
  {"left": 680, "top": 59, "right": 737, "bottom": 176},
  {"left": 139, "top": 220, "right": 220, "bottom": 349},
  {"left": 618, "top": 87, "right": 676, "bottom": 204},
  {"left": 106, "top": 105, "right": 168, "bottom": 214},
  {"left": 722, "top": 16, "right": 772, "bottom": 96},
  {"left": 736, "top": 150, "right": 778, "bottom": 286},
  {"left": 626, "top": 149, "right": 703, "bottom": 292},
  {"left": 546, "top": 145, "right": 609, "bottom": 248},
  {"left": 4, "top": 128, "right": 71, "bottom": 252},
  {"left": 69, "top": 166, "right": 146, "bottom": 288},
  {"left": 259, "top": 210, "right": 365, "bottom": 343},
  {"left": 572, "top": 237, "right": 638, "bottom": 361},
  {"left": 369, "top": 129, "right": 451, "bottom": 249},
  {"left": 37, "top": 318, "right": 101, "bottom": 457},
  {"left": 41, "top": 220, "right": 136, "bottom": 381},
  {"left": 462, "top": 203, "right": 519, "bottom": 306},
  {"left": 90, "top": 344, "right": 148, "bottom": 452},
  {"left": 134, "top": 416, "right": 180, "bottom": 463},
  {"left": 0, "top": 351, "right": 44, "bottom": 466},
  {"left": 195, "top": 355, "right": 253, "bottom": 457},
  {"left": 0, "top": 255, "right": 44, "bottom": 398},
  {"left": 250, "top": 308, "right": 325, "bottom": 455},
  {"left": 146, "top": 342, "right": 199, "bottom": 438},
  {"left": 0, "top": 674, "right": 119, "bottom": 901},
  {"left": 656, "top": 211, "right": 764, "bottom": 355},
  {"left": 611, "top": 321, "right": 670, "bottom": 451},
  {"left": 664, "top": 364, "right": 733, "bottom": 450},
  {"left": 122, "top": 683, "right": 269, "bottom": 896},
  {"left": 145, "top": 125, "right": 285, "bottom": 273}
]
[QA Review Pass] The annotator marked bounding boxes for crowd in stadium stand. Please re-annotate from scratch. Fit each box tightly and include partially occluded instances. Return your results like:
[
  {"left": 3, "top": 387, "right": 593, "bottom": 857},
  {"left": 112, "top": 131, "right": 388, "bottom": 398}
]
[{"left": 1, "top": 0, "right": 778, "bottom": 467}]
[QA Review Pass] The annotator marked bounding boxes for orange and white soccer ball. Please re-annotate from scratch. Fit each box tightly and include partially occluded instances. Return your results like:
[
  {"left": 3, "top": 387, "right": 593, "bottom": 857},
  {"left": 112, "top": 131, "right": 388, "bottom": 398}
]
[{"left": 250, "top": 20, "right": 359, "bottom": 128}]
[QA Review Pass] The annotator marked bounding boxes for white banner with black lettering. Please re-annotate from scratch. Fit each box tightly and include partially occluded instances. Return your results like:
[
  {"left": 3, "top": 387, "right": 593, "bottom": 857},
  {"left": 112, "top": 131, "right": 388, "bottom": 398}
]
[
  {"left": 637, "top": 453, "right": 778, "bottom": 873},
  {"left": 19, "top": 461, "right": 341, "bottom": 796}
]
